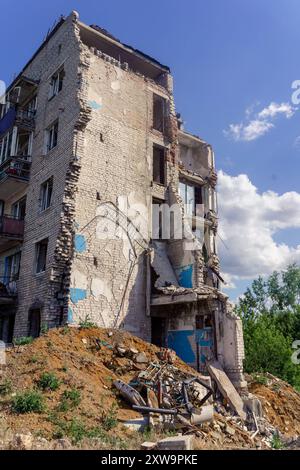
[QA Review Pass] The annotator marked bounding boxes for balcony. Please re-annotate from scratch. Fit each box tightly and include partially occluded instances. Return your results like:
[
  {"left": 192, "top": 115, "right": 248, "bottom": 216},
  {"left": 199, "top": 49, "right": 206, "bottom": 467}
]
[
  {"left": 0, "top": 215, "right": 24, "bottom": 251},
  {"left": 0, "top": 275, "right": 17, "bottom": 305},
  {"left": 0, "top": 108, "right": 35, "bottom": 139},
  {"left": 0, "top": 156, "right": 31, "bottom": 199}
]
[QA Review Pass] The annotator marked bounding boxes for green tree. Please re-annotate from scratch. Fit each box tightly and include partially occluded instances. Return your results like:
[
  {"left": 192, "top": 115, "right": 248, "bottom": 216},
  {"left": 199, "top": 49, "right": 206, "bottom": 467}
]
[{"left": 236, "top": 264, "right": 300, "bottom": 389}]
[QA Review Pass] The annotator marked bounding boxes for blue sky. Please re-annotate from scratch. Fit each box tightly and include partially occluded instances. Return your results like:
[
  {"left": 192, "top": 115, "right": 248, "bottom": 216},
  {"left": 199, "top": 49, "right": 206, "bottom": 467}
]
[{"left": 1, "top": 0, "right": 300, "bottom": 299}]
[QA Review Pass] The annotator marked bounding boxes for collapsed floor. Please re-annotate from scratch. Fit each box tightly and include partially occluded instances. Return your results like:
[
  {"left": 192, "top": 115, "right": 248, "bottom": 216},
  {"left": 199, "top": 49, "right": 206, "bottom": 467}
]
[{"left": 0, "top": 326, "right": 299, "bottom": 450}]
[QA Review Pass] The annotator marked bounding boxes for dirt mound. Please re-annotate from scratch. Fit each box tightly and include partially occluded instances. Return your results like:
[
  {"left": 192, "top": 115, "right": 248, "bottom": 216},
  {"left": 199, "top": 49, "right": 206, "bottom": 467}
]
[
  {"left": 0, "top": 326, "right": 200, "bottom": 448},
  {"left": 1, "top": 327, "right": 300, "bottom": 450},
  {"left": 248, "top": 373, "right": 300, "bottom": 437}
]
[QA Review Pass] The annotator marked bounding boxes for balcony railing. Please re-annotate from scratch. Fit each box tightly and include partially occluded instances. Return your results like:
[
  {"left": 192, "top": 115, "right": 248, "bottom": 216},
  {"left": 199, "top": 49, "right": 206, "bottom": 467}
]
[
  {"left": 0, "top": 276, "right": 17, "bottom": 298},
  {"left": 0, "top": 107, "right": 35, "bottom": 138},
  {"left": 0, "top": 156, "right": 31, "bottom": 182},
  {"left": 0, "top": 215, "right": 24, "bottom": 239}
]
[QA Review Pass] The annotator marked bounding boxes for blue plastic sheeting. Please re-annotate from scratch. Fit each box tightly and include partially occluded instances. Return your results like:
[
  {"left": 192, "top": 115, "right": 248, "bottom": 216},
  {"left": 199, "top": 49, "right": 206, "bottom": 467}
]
[
  {"left": 74, "top": 234, "right": 86, "bottom": 253},
  {"left": 0, "top": 108, "right": 16, "bottom": 138},
  {"left": 167, "top": 329, "right": 195, "bottom": 363},
  {"left": 177, "top": 264, "right": 193, "bottom": 288},
  {"left": 70, "top": 288, "right": 87, "bottom": 304}
]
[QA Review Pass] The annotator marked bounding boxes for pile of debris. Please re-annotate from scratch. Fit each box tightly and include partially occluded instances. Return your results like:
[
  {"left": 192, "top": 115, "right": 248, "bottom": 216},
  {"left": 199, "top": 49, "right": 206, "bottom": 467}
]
[
  {"left": 0, "top": 326, "right": 299, "bottom": 450},
  {"left": 113, "top": 349, "right": 214, "bottom": 431}
]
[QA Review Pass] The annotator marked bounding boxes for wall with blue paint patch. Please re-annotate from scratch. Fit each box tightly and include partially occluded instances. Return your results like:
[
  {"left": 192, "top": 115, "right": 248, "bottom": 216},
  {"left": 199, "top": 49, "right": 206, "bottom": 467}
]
[
  {"left": 70, "top": 288, "right": 87, "bottom": 304},
  {"left": 74, "top": 234, "right": 87, "bottom": 253},
  {"left": 176, "top": 264, "right": 193, "bottom": 288},
  {"left": 167, "top": 329, "right": 196, "bottom": 365}
]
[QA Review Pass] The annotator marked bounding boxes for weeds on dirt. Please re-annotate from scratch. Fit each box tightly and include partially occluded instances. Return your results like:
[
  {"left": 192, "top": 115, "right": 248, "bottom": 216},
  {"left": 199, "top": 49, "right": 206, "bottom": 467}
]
[
  {"left": 37, "top": 372, "right": 60, "bottom": 391},
  {"left": 57, "top": 388, "right": 81, "bottom": 411},
  {"left": 0, "top": 379, "right": 12, "bottom": 396},
  {"left": 79, "top": 315, "right": 97, "bottom": 329},
  {"left": 100, "top": 403, "right": 118, "bottom": 431},
  {"left": 12, "top": 390, "right": 45, "bottom": 414},
  {"left": 13, "top": 337, "right": 34, "bottom": 346},
  {"left": 271, "top": 433, "right": 284, "bottom": 449},
  {"left": 252, "top": 373, "right": 268, "bottom": 386}
]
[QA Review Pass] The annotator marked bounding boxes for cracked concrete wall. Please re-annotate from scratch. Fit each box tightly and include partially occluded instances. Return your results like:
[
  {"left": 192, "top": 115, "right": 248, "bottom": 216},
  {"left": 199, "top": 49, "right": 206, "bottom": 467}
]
[{"left": 67, "top": 34, "right": 176, "bottom": 339}]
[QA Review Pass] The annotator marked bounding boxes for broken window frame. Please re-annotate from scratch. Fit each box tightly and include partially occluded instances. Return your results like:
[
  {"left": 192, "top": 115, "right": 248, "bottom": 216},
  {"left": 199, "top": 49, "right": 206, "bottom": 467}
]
[
  {"left": 40, "top": 177, "right": 53, "bottom": 212},
  {"left": 11, "top": 196, "right": 26, "bottom": 220},
  {"left": 152, "top": 144, "right": 166, "bottom": 185},
  {"left": 152, "top": 93, "right": 166, "bottom": 133},
  {"left": 35, "top": 238, "right": 48, "bottom": 274},
  {"left": 179, "top": 179, "right": 203, "bottom": 217},
  {"left": 5, "top": 251, "right": 21, "bottom": 282},
  {"left": 46, "top": 120, "right": 58, "bottom": 153},
  {"left": 48, "top": 68, "right": 64, "bottom": 100},
  {"left": 0, "top": 130, "right": 13, "bottom": 164}
]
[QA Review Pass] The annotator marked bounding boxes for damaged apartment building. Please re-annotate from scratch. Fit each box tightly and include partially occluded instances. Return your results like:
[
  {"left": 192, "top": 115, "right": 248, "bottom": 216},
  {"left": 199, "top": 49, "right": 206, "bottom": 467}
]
[{"left": 0, "top": 11, "right": 245, "bottom": 387}]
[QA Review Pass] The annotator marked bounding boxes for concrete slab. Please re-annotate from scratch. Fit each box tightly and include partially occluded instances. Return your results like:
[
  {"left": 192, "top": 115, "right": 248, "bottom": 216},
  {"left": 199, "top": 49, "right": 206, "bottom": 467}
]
[{"left": 207, "top": 360, "right": 246, "bottom": 420}]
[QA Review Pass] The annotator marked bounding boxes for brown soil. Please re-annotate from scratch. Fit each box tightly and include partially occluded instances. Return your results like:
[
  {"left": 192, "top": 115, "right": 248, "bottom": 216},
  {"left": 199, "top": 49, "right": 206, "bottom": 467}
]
[{"left": 248, "top": 374, "right": 300, "bottom": 437}]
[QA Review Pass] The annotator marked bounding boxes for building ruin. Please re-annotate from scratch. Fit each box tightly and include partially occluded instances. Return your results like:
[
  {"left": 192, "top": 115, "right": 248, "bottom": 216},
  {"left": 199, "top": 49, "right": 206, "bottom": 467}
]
[{"left": 0, "top": 11, "right": 245, "bottom": 388}]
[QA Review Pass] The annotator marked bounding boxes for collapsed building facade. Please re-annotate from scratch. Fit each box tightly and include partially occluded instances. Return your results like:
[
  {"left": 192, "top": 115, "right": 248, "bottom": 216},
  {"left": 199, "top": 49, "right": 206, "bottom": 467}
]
[{"left": 0, "top": 11, "right": 245, "bottom": 388}]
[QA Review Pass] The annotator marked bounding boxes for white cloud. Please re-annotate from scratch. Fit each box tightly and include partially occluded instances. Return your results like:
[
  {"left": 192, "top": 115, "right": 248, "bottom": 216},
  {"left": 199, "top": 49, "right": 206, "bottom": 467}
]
[
  {"left": 224, "top": 101, "right": 296, "bottom": 142},
  {"left": 217, "top": 171, "right": 300, "bottom": 283},
  {"left": 257, "top": 102, "right": 295, "bottom": 120}
]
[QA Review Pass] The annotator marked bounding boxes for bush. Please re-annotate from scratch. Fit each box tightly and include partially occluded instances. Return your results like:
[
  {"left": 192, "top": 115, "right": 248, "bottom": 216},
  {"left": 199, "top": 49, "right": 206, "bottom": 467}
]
[
  {"left": 58, "top": 388, "right": 81, "bottom": 411},
  {"left": 13, "top": 337, "right": 33, "bottom": 346},
  {"left": 271, "top": 434, "right": 284, "bottom": 449},
  {"left": 101, "top": 403, "right": 118, "bottom": 430},
  {"left": 37, "top": 372, "right": 60, "bottom": 391},
  {"left": 12, "top": 390, "right": 44, "bottom": 414},
  {"left": 0, "top": 379, "right": 12, "bottom": 396}
]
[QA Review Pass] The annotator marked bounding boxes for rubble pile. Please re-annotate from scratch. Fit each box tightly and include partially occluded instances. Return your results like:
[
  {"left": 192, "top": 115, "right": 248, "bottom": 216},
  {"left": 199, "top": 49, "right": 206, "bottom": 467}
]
[{"left": 0, "top": 326, "right": 299, "bottom": 450}]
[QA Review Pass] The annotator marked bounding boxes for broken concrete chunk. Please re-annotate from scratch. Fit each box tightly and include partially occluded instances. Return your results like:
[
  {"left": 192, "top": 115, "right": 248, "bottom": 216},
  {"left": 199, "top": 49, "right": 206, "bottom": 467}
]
[
  {"left": 243, "top": 395, "right": 263, "bottom": 418},
  {"left": 135, "top": 352, "right": 148, "bottom": 364},
  {"left": 116, "top": 346, "right": 126, "bottom": 356},
  {"left": 190, "top": 404, "right": 214, "bottom": 424},
  {"left": 157, "top": 435, "right": 194, "bottom": 451},
  {"left": 129, "top": 347, "right": 139, "bottom": 355},
  {"left": 225, "top": 424, "right": 236, "bottom": 436},
  {"left": 123, "top": 417, "right": 148, "bottom": 432},
  {"left": 9, "top": 433, "right": 33, "bottom": 450},
  {"left": 207, "top": 361, "right": 246, "bottom": 420},
  {"left": 141, "top": 441, "right": 157, "bottom": 450}
]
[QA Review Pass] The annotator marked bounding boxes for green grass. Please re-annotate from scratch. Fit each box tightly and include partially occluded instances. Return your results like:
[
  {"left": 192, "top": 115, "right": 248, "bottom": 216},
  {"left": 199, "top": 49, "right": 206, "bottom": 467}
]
[
  {"left": 271, "top": 434, "right": 284, "bottom": 449},
  {"left": 12, "top": 390, "right": 45, "bottom": 414},
  {"left": 37, "top": 372, "right": 60, "bottom": 391}
]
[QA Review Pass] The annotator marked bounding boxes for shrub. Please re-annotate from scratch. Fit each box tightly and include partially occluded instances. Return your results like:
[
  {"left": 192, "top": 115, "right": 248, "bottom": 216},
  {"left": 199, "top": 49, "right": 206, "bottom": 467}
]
[
  {"left": 12, "top": 390, "right": 44, "bottom": 414},
  {"left": 13, "top": 337, "right": 33, "bottom": 346},
  {"left": 101, "top": 403, "right": 118, "bottom": 431},
  {"left": 58, "top": 388, "right": 81, "bottom": 411},
  {"left": 37, "top": 372, "right": 60, "bottom": 391},
  {"left": 271, "top": 434, "right": 284, "bottom": 449},
  {"left": 0, "top": 379, "right": 12, "bottom": 396}
]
